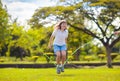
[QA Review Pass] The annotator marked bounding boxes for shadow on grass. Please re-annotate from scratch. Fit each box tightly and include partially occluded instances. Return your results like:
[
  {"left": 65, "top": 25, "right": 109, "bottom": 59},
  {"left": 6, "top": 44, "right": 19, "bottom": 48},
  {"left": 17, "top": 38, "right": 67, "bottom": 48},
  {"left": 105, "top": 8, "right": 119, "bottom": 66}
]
[
  {"left": 59, "top": 74, "right": 75, "bottom": 77},
  {"left": 54, "top": 73, "right": 76, "bottom": 77}
]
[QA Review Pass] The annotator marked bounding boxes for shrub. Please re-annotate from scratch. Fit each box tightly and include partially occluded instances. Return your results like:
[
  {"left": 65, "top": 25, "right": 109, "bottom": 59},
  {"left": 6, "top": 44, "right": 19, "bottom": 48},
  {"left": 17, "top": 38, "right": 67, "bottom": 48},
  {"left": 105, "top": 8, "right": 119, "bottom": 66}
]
[
  {"left": 111, "top": 53, "right": 118, "bottom": 60},
  {"left": 114, "top": 54, "right": 120, "bottom": 60},
  {"left": 98, "top": 54, "right": 106, "bottom": 60},
  {"left": 81, "top": 51, "right": 87, "bottom": 55},
  {"left": 84, "top": 56, "right": 93, "bottom": 62},
  {"left": 68, "top": 50, "right": 72, "bottom": 55},
  {"left": 68, "top": 56, "right": 74, "bottom": 61},
  {"left": 98, "top": 53, "right": 119, "bottom": 61},
  {"left": 0, "top": 59, "right": 5, "bottom": 62},
  {"left": 31, "top": 56, "right": 39, "bottom": 63},
  {"left": 44, "top": 53, "right": 54, "bottom": 63}
]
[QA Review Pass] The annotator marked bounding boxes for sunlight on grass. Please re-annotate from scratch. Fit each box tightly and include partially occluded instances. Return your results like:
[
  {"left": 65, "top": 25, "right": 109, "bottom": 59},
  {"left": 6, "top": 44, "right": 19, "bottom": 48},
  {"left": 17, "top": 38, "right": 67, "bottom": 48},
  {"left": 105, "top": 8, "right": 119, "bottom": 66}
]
[{"left": 0, "top": 66, "right": 120, "bottom": 81}]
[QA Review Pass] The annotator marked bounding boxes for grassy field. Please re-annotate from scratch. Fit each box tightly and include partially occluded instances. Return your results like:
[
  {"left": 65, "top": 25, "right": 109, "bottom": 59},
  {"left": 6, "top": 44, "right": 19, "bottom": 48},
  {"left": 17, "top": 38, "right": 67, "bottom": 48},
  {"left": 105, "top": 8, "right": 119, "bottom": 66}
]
[{"left": 0, "top": 66, "right": 120, "bottom": 81}]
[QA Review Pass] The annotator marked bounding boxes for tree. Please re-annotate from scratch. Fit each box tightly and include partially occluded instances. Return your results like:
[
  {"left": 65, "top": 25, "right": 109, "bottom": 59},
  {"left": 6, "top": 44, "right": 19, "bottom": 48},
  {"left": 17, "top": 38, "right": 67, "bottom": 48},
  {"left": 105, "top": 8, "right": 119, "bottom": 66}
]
[
  {"left": 29, "top": 0, "right": 120, "bottom": 68},
  {"left": 0, "top": 0, "right": 10, "bottom": 56},
  {"left": 60, "top": 0, "right": 120, "bottom": 68},
  {"left": 68, "top": 27, "right": 93, "bottom": 60},
  {"left": 29, "top": 4, "right": 93, "bottom": 61}
]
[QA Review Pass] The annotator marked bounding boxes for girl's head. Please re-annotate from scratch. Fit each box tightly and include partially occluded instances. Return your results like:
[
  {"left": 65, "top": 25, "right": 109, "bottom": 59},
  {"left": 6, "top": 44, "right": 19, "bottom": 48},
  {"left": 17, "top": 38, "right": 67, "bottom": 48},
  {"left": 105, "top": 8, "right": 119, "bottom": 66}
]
[{"left": 54, "top": 20, "right": 67, "bottom": 30}]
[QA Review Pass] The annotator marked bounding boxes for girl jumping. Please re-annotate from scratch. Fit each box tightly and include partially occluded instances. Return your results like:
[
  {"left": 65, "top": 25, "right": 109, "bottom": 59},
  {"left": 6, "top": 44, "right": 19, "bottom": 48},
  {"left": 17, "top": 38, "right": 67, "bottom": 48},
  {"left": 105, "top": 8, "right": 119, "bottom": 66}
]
[{"left": 48, "top": 20, "right": 68, "bottom": 74}]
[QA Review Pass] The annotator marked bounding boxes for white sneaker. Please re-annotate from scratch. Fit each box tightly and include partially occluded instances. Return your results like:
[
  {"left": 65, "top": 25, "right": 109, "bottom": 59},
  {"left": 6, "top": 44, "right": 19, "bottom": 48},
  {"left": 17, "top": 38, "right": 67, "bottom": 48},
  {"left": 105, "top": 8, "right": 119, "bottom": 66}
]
[
  {"left": 56, "top": 65, "right": 61, "bottom": 74},
  {"left": 60, "top": 65, "right": 64, "bottom": 72}
]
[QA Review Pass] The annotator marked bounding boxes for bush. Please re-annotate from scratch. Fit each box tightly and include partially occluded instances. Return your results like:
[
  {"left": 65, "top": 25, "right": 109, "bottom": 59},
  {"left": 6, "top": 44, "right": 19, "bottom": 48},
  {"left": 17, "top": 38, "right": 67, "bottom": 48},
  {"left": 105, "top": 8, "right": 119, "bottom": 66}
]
[
  {"left": 81, "top": 51, "right": 87, "bottom": 55},
  {"left": 68, "top": 56, "right": 74, "bottom": 61},
  {"left": 31, "top": 56, "right": 39, "bottom": 63},
  {"left": 44, "top": 53, "right": 54, "bottom": 63},
  {"left": 84, "top": 56, "right": 93, "bottom": 62},
  {"left": 68, "top": 50, "right": 72, "bottom": 55},
  {"left": 98, "top": 53, "right": 119, "bottom": 61},
  {"left": 114, "top": 54, "right": 120, "bottom": 61},
  {"left": 111, "top": 53, "right": 118, "bottom": 60},
  {"left": 0, "top": 59, "right": 5, "bottom": 62},
  {"left": 98, "top": 54, "right": 106, "bottom": 60}
]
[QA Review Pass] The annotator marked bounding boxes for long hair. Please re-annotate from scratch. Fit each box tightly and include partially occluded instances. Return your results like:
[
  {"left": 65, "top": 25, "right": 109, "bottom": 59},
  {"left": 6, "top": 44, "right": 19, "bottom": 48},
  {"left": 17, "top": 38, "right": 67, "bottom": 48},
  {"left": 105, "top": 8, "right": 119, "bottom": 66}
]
[{"left": 54, "top": 20, "right": 67, "bottom": 30}]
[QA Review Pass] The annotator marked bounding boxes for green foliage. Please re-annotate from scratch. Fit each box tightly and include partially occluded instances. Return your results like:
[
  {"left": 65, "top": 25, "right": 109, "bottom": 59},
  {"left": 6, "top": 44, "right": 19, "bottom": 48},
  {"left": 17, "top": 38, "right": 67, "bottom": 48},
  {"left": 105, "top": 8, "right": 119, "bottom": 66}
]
[
  {"left": 80, "top": 51, "right": 87, "bottom": 55},
  {"left": 111, "top": 53, "right": 118, "bottom": 60},
  {"left": 88, "top": 0, "right": 120, "bottom": 10},
  {"left": 84, "top": 55, "right": 93, "bottom": 62},
  {"left": 29, "top": 5, "right": 83, "bottom": 28},
  {"left": 115, "top": 55, "right": 120, "bottom": 61},
  {"left": 0, "top": 0, "right": 119, "bottom": 68},
  {"left": 0, "top": 58, "right": 4, "bottom": 62},
  {"left": 27, "top": 27, "right": 53, "bottom": 52},
  {"left": 29, "top": 0, "right": 96, "bottom": 61},
  {"left": 7, "top": 23, "right": 27, "bottom": 56},
  {"left": 67, "top": 50, "right": 72, "bottom": 55},
  {"left": 98, "top": 54, "right": 106, "bottom": 60},
  {"left": 6, "top": 23, "right": 51, "bottom": 56},
  {"left": 44, "top": 52, "right": 54, "bottom": 63},
  {"left": 98, "top": 53, "right": 119, "bottom": 61},
  {"left": 68, "top": 26, "right": 93, "bottom": 53},
  {"left": 31, "top": 56, "right": 39, "bottom": 63},
  {"left": 68, "top": 56, "right": 74, "bottom": 61},
  {"left": 0, "top": 1, "right": 10, "bottom": 50}
]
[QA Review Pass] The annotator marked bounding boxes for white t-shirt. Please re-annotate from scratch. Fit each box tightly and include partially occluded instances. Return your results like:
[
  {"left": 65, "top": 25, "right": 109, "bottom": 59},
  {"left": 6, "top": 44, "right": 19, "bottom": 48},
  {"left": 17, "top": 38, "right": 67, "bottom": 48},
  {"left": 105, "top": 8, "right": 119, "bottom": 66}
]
[{"left": 52, "top": 29, "right": 68, "bottom": 46}]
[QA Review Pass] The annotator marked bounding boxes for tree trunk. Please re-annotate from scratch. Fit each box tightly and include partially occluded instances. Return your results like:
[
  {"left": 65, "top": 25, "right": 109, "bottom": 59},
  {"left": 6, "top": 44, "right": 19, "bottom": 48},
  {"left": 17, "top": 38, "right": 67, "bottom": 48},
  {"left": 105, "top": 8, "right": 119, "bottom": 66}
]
[{"left": 105, "top": 46, "right": 113, "bottom": 68}]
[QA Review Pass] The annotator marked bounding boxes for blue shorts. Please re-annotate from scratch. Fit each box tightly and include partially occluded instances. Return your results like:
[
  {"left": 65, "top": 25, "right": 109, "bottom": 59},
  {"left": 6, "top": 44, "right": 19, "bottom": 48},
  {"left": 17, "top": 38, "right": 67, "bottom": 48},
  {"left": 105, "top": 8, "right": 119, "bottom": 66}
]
[{"left": 53, "top": 45, "right": 67, "bottom": 54}]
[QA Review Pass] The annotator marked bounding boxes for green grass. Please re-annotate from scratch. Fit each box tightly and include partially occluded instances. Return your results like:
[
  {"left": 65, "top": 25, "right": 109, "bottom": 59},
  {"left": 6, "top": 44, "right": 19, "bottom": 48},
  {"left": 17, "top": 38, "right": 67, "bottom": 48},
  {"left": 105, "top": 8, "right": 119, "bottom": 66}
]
[{"left": 0, "top": 66, "right": 120, "bottom": 81}]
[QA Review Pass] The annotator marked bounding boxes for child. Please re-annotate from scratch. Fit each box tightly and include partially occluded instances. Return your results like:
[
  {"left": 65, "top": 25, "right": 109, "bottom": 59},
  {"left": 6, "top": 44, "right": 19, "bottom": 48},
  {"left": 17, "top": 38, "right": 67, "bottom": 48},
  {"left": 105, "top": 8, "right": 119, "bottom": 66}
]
[{"left": 48, "top": 20, "right": 68, "bottom": 74}]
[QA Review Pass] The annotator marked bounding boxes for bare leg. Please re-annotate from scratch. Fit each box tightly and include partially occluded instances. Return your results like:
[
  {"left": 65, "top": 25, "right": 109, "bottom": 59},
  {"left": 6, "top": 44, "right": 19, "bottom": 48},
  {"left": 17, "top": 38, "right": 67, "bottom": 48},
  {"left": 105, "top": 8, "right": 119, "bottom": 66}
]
[
  {"left": 56, "top": 51, "right": 61, "bottom": 74},
  {"left": 61, "top": 50, "right": 66, "bottom": 65},
  {"left": 56, "top": 51, "right": 61, "bottom": 65}
]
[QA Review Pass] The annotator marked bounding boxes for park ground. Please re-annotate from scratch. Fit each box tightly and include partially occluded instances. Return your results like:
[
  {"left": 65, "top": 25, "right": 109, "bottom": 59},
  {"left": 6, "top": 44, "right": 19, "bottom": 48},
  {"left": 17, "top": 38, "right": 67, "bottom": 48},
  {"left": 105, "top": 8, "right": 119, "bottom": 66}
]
[{"left": 0, "top": 66, "right": 120, "bottom": 81}]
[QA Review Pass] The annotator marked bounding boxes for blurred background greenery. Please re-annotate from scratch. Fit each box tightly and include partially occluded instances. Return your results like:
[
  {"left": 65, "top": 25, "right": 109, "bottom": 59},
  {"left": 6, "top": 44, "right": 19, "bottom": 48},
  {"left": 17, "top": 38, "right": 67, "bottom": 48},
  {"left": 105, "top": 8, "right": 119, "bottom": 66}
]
[{"left": 0, "top": 0, "right": 120, "bottom": 68}]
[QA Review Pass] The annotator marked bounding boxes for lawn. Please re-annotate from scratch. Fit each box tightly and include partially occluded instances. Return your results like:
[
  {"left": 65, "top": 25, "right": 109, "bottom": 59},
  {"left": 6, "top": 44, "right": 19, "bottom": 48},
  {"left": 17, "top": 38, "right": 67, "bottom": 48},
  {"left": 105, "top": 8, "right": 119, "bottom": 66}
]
[{"left": 0, "top": 66, "right": 120, "bottom": 81}]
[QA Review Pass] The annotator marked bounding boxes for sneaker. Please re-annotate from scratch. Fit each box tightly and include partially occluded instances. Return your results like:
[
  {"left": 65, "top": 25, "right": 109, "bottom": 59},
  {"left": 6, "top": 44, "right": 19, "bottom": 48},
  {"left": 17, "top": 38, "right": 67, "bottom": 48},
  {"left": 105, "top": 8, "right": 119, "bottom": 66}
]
[
  {"left": 60, "top": 65, "right": 64, "bottom": 72},
  {"left": 56, "top": 65, "right": 61, "bottom": 74}
]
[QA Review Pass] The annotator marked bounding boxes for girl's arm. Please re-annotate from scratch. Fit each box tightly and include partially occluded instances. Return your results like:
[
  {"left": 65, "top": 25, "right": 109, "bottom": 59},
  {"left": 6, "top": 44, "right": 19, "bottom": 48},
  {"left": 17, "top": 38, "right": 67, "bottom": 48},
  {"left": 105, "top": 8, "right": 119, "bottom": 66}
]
[
  {"left": 65, "top": 38, "right": 67, "bottom": 44},
  {"left": 114, "top": 31, "right": 120, "bottom": 35},
  {"left": 48, "top": 35, "right": 54, "bottom": 49},
  {"left": 65, "top": 38, "right": 68, "bottom": 47}
]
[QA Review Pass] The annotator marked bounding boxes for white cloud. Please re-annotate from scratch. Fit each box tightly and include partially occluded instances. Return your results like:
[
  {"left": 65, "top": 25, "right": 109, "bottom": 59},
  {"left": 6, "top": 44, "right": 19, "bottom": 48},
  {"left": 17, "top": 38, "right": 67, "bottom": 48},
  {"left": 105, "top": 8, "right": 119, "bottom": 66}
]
[
  {"left": 8, "top": 2, "right": 38, "bottom": 23},
  {"left": 2, "top": 0, "right": 57, "bottom": 26}
]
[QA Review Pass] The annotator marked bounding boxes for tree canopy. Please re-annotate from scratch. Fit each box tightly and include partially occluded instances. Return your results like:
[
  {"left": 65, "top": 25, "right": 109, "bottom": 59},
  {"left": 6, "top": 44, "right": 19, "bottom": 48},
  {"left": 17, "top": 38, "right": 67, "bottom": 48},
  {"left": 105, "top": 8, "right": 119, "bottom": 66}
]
[
  {"left": 29, "top": 0, "right": 120, "bottom": 68},
  {"left": 0, "top": 0, "right": 9, "bottom": 49}
]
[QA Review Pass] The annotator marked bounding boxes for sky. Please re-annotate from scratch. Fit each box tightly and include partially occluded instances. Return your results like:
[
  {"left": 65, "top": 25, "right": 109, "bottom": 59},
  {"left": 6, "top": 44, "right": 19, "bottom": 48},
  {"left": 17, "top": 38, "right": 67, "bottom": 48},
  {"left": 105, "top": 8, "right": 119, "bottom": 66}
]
[
  {"left": 2, "top": 0, "right": 57, "bottom": 26},
  {"left": 2, "top": 0, "right": 119, "bottom": 28}
]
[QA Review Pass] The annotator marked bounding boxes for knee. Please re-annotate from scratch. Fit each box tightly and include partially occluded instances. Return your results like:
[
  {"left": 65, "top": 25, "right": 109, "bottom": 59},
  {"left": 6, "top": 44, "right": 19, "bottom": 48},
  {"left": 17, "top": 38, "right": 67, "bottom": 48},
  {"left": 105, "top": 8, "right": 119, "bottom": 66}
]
[
  {"left": 56, "top": 52, "right": 61, "bottom": 58},
  {"left": 57, "top": 55, "right": 61, "bottom": 58},
  {"left": 61, "top": 51, "right": 66, "bottom": 57},
  {"left": 62, "top": 54, "right": 66, "bottom": 59}
]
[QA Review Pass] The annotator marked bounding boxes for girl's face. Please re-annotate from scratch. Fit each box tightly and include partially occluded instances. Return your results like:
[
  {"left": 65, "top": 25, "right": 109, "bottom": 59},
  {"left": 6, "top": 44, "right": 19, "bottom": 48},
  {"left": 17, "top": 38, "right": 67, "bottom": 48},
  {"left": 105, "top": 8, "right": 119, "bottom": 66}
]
[{"left": 60, "top": 22, "right": 67, "bottom": 30}]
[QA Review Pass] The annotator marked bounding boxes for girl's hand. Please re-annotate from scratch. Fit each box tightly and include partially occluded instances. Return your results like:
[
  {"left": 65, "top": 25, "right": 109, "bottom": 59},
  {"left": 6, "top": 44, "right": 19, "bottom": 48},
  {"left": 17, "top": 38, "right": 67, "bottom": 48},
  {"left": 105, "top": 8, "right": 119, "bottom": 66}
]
[
  {"left": 114, "top": 31, "right": 120, "bottom": 35},
  {"left": 48, "top": 44, "right": 52, "bottom": 49}
]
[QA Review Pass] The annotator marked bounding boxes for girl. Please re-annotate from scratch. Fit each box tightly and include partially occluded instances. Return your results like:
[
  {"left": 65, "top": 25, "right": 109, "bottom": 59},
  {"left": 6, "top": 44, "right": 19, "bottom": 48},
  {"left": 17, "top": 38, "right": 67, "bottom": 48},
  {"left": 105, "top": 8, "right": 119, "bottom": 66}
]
[{"left": 48, "top": 20, "right": 68, "bottom": 74}]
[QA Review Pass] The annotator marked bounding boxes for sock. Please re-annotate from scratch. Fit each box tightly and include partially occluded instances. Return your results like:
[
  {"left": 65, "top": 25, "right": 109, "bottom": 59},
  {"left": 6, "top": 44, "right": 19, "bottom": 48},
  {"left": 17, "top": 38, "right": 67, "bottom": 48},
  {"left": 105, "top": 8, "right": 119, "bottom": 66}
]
[{"left": 57, "top": 64, "right": 60, "bottom": 67}]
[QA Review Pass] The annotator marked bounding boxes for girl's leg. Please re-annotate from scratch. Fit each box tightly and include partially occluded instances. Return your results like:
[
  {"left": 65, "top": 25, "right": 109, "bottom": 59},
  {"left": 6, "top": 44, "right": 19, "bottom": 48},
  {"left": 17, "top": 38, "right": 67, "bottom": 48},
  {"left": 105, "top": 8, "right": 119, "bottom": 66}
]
[
  {"left": 53, "top": 45, "right": 61, "bottom": 74},
  {"left": 56, "top": 51, "right": 61, "bottom": 65},
  {"left": 56, "top": 51, "right": 61, "bottom": 74},
  {"left": 60, "top": 50, "right": 66, "bottom": 72},
  {"left": 61, "top": 50, "right": 66, "bottom": 65}
]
